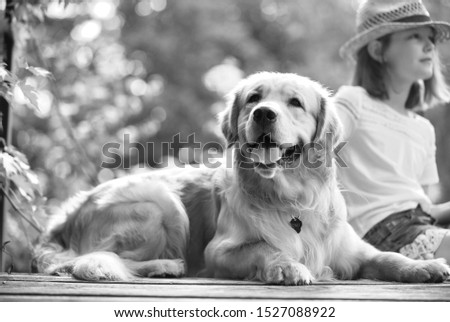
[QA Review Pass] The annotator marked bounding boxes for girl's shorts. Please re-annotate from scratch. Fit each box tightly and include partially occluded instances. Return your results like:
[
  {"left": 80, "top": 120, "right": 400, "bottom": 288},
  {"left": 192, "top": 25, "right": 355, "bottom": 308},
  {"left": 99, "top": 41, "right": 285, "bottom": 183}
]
[{"left": 363, "top": 206, "right": 448, "bottom": 260}]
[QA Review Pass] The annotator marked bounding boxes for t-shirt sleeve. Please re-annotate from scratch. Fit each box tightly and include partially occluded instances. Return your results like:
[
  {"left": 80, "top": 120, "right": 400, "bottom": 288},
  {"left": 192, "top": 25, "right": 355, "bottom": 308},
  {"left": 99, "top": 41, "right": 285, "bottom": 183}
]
[
  {"left": 333, "top": 86, "right": 361, "bottom": 141},
  {"left": 419, "top": 123, "right": 439, "bottom": 185}
]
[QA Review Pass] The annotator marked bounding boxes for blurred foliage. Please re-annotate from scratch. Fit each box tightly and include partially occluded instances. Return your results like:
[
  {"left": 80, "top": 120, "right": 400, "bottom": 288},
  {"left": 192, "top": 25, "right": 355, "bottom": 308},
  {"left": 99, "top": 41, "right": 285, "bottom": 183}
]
[
  {"left": 0, "top": 144, "right": 45, "bottom": 272},
  {"left": 1, "top": 0, "right": 450, "bottom": 271}
]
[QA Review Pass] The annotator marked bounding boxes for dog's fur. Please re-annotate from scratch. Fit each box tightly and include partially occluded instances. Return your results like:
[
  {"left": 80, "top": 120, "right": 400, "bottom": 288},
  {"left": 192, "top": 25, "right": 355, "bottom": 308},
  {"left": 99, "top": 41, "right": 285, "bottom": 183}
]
[{"left": 34, "top": 72, "right": 450, "bottom": 284}]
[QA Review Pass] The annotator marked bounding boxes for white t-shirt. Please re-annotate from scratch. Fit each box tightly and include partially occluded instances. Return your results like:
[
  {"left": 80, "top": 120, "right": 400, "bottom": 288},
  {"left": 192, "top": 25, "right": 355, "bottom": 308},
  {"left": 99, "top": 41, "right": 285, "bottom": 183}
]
[{"left": 334, "top": 86, "right": 439, "bottom": 237}]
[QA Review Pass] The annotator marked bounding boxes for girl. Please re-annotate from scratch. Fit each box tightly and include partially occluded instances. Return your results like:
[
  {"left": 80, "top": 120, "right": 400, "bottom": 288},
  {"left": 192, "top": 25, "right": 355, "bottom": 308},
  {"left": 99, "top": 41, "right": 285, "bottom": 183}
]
[{"left": 335, "top": 0, "right": 450, "bottom": 263}]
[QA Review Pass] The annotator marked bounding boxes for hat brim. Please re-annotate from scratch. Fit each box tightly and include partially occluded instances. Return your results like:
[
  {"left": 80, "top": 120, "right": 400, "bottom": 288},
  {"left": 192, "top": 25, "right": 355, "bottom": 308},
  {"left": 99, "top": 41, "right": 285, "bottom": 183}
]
[{"left": 340, "top": 21, "right": 450, "bottom": 61}]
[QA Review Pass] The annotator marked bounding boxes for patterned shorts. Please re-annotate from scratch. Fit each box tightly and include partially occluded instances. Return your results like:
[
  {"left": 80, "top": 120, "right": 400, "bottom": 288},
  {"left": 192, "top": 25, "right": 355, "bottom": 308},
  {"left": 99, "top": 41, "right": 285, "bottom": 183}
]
[
  {"left": 399, "top": 229, "right": 448, "bottom": 260},
  {"left": 363, "top": 206, "right": 448, "bottom": 260}
]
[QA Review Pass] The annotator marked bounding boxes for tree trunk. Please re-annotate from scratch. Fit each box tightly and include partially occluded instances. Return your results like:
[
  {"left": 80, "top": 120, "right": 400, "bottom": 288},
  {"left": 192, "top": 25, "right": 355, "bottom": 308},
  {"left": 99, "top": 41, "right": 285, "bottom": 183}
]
[{"left": 0, "top": 0, "right": 15, "bottom": 272}]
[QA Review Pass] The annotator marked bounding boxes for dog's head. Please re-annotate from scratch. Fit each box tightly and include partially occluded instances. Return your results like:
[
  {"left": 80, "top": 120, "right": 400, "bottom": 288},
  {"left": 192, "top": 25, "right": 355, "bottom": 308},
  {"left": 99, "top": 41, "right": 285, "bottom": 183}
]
[{"left": 220, "top": 72, "right": 342, "bottom": 180}]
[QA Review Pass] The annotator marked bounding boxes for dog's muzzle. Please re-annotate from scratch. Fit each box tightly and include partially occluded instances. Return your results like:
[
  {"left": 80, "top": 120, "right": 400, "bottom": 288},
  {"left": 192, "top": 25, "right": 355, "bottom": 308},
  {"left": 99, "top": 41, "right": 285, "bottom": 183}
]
[{"left": 248, "top": 134, "right": 304, "bottom": 167}]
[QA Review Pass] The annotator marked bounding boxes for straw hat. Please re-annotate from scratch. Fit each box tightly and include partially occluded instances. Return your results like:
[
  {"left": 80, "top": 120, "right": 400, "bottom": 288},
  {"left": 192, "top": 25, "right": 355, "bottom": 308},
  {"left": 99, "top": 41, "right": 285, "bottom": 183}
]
[{"left": 340, "top": 0, "right": 450, "bottom": 60}]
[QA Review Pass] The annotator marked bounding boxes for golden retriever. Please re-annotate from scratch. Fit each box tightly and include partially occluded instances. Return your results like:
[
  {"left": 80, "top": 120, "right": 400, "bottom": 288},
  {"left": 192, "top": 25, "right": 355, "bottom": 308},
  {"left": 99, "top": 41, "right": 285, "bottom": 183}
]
[{"left": 34, "top": 72, "right": 450, "bottom": 284}]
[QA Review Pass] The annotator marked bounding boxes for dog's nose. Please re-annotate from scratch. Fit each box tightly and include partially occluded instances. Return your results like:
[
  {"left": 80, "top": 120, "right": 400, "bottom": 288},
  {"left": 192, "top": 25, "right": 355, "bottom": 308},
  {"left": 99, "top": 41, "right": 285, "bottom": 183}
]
[{"left": 253, "top": 107, "right": 277, "bottom": 123}]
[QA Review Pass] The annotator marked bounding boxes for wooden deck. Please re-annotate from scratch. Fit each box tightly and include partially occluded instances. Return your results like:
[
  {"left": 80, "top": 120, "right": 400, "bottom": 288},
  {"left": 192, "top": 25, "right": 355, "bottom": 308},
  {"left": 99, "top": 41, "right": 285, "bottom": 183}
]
[{"left": 1, "top": 273, "right": 450, "bottom": 301}]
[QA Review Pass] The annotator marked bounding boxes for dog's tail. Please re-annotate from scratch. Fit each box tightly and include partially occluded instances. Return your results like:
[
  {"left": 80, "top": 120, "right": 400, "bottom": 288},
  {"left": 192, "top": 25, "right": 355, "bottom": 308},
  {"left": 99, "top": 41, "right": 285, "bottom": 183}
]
[
  {"left": 33, "top": 243, "right": 136, "bottom": 281},
  {"left": 32, "top": 185, "right": 188, "bottom": 281},
  {"left": 32, "top": 191, "right": 135, "bottom": 281},
  {"left": 33, "top": 222, "right": 144, "bottom": 280},
  {"left": 34, "top": 230, "right": 185, "bottom": 281}
]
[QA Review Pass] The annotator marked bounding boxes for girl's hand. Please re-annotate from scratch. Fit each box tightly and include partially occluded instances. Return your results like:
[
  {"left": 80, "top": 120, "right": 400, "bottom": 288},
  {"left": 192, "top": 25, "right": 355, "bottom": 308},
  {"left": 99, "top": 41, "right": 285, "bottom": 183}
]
[{"left": 429, "top": 201, "right": 450, "bottom": 226}]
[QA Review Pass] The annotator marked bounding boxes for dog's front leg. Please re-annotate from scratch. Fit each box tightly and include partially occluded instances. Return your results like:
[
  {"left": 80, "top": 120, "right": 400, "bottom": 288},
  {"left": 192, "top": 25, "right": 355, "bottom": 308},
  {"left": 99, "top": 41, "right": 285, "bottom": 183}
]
[
  {"left": 205, "top": 238, "right": 313, "bottom": 285},
  {"left": 331, "top": 222, "right": 450, "bottom": 282},
  {"left": 358, "top": 250, "right": 450, "bottom": 283}
]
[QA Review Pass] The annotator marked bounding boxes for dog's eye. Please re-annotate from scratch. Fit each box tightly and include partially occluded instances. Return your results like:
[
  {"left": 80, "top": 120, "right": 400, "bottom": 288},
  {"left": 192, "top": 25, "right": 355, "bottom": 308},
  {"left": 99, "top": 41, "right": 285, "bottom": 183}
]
[
  {"left": 247, "top": 93, "right": 261, "bottom": 104},
  {"left": 289, "top": 98, "right": 304, "bottom": 109}
]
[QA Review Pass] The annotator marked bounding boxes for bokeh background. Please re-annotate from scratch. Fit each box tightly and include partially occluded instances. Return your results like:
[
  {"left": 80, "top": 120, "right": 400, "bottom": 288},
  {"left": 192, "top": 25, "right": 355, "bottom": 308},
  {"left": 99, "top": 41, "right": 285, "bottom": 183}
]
[{"left": 2, "top": 0, "right": 450, "bottom": 271}]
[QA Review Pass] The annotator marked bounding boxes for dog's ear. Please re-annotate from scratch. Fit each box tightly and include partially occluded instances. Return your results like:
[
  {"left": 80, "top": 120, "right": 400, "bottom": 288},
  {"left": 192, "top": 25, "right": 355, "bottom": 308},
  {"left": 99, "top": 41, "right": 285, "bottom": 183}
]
[
  {"left": 313, "top": 96, "right": 343, "bottom": 148},
  {"left": 219, "top": 86, "right": 242, "bottom": 147}
]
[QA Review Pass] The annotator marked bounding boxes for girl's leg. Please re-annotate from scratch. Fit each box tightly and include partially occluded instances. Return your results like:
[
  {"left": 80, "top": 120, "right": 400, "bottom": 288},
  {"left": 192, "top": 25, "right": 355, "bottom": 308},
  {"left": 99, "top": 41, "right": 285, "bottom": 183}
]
[
  {"left": 398, "top": 228, "right": 448, "bottom": 262},
  {"left": 435, "top": 231, "right": 450, "bottom": 264}
]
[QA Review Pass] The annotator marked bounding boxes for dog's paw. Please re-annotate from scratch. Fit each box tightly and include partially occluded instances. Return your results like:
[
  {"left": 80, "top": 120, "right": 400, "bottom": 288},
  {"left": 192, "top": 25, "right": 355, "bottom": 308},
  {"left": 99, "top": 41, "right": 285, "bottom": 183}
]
[
  {"left": 262, "top": 262, "right": 314, "bottom": 286},
  {"left": 46, "top": 263, "right": 73, "bottom": 276},
  {"left": 400, "top": 258, "right": 450, "bottom": 283},
  {"left": 144, "top": 259, "right": 186, "bottom": 278}
]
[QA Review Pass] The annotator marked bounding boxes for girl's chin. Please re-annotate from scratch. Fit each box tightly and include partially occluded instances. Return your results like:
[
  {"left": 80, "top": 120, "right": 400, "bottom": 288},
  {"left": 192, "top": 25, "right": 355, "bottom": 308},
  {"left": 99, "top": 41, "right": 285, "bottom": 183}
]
[
  {"left": 421, "top": 73, "right": 433, "bottom": 80},
  {"left": 415, "top": 70, "right": 433, "bottom": 81}
]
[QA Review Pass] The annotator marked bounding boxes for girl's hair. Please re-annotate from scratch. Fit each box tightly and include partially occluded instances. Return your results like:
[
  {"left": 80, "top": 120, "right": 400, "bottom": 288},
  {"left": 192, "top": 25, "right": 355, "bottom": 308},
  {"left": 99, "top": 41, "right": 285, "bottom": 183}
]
[{"left": 352, "top": 33, "right": 450, "bottom": 110}]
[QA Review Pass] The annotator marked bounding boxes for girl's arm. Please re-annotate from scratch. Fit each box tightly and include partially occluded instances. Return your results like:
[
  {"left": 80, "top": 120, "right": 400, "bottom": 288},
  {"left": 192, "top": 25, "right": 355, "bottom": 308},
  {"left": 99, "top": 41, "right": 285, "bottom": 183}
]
[
  {"left": 429, "top": 201, "right": 450, "bottom": 226},
  {"left": 425, "top": 184, "right": 450, "bottom": 225}
]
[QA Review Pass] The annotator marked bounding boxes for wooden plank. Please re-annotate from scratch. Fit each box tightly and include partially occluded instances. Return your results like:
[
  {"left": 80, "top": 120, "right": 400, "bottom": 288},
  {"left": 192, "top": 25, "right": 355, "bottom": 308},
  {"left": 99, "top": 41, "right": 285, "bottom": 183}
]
[
  {"left": 1, "top": 278, "right": 450, "bottom": 301},
  {"left": 0, "top": 273, "right": 402, "bottom": 286},
  {"left": 0, "top": 295, "right": 256, "bottom": 302},
  {"left": 0, "top": 273, "right": 261, "bottom": 286}
]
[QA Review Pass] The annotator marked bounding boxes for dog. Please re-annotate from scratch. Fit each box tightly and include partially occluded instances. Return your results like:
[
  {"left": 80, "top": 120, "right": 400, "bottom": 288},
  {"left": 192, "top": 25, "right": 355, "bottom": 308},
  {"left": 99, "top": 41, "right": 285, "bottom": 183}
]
[{"left": 34, "top": 72, "right": 450, "bottom": 284}]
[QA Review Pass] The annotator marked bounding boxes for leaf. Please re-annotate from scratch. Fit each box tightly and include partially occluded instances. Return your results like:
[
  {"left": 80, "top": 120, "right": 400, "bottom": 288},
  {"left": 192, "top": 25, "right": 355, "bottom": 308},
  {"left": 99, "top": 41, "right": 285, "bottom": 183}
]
[
  {"left": 15, "top": 4, "right": 30, "bottom": 23},
  {"left": 0, "top": 66, "right": 10, "bottom": 81},
  {"left": 16, "top": 80, "right": 40, "bottom": 111},
  {"left": 0, "top": 86, "right": 13, "bottom": 104},
  {"left": 17, "top": 169, "right": 42, "bottom": 199},
  {"left": 0, "top": 65, "right": 18, "bottom": 85},
  {"left": 9, "top": 173, "right": 36, "bottom": 201},
  {"left": 16, "top": 57, "right": 29, "bottom": 70},
  {"left": 0, "top": 64, "right": 18, "bottom": 83},
  {"left": 2, "top": 241, "right": 11, "bottom": 251},
  {"left": 27, "top": 66, "right": 53, "bottom": 79},
  {"left": 25, "top": 170, "right": 41, "bottom": 187},
  {"left": 31, "top": 195, "right": 48, "bottom": 217},
  {"left": 1, "top": 153, "right": 26, "bottom": 177},
  {"left": 1, "top": 147, "right": 41, "bottom": 199},
  {"left": 4, "top": 145, "right": 29, "bottom": 165},
  {"left": 1, "top": 149, "right": 42, "bottom": 200},
  {"left": 27, "top": 3, "right": 45, "bottom": 23}
]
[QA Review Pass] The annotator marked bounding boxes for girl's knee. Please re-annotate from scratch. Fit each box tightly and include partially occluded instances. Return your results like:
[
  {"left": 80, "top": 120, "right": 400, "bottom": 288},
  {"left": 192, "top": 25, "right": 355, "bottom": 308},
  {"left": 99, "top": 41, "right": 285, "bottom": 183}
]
[{"left": 435, "top": 231, "right": 450, "bottom": 263}]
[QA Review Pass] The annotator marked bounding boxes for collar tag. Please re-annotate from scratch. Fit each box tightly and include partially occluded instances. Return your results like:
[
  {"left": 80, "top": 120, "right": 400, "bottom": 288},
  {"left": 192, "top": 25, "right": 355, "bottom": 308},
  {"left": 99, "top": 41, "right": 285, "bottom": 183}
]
[{"left": 290, "top": 217, "right": 302, "bottom": 233}]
